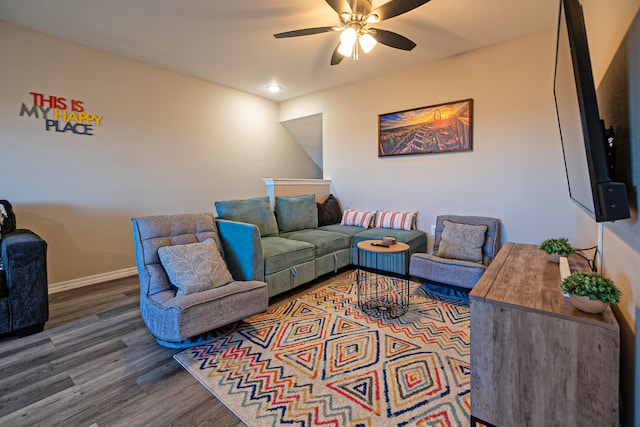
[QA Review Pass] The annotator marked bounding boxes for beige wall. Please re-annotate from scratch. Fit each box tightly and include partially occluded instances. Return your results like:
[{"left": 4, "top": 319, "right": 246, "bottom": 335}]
[
  {"left": 279, "top": 30, "right": 577, "bottom": 249},
  {"left": 0, "top": 21, "right": 321, "bottom": 285},
  {"left": 568, "top": 1, "right": 640, "bottom": 423},
  {"left": 578, "top": 0, "right": 640, "bottom": 336}
]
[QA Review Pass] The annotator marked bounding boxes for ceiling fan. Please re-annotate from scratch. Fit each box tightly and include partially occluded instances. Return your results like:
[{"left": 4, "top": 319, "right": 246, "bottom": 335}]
[{"left": 274, "top": 0, "right": 431, "bottom": 65}]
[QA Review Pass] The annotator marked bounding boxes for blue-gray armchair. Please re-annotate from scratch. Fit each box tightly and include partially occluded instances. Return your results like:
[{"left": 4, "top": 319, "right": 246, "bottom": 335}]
[
  {"left": 131, "top": 212, "right": 268, "bottom": 348},
  {"left": 409, "top": 215, "right": 500, "bottom": 290}
]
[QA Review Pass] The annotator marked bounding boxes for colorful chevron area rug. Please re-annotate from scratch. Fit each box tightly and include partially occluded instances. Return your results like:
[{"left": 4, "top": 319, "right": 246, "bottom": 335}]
[{"left": 174, "top": 271, "right": 471, "bottom": 426}]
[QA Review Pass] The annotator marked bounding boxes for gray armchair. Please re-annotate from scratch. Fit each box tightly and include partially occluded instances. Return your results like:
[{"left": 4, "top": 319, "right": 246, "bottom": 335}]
[
  {"left": 409, "top": 215, "right": 500, "bottom": 289},
  {"left": 131, "top": 212, "right": 268, "bottom": 348}
]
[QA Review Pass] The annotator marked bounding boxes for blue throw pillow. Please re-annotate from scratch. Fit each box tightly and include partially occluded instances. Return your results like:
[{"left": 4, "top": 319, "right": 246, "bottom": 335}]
[
  {"left": 215, "top": 196, "right": 279, "bottom": 237},
  {"left": 275, "top": 194, "right": 318, "bottom": 232}
]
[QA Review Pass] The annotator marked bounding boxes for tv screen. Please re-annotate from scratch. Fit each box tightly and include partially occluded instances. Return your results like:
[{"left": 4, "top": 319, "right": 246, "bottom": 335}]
[{"left": 553, "top": 0, "right": 629, "bottom": 222}]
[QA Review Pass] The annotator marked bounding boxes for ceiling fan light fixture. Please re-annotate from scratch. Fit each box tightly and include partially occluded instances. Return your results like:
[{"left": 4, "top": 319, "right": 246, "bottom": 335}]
[
  {"left": 337, "top": 40, "right": 355, "bottom": 57},
  {"left": 337, "top": 27, "right": 357, "bottom": 57},
  {"left": 359, "top": 33, "right": 377, "bottom": 53},
  {"left": 340, "top": 27, "right": 357, "bottom": 45},
  {"left": 273, "top": 0, "right": 426, "bottom": 65}
]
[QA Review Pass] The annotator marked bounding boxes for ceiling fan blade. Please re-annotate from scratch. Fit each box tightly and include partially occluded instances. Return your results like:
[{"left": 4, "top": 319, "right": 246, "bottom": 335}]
[
  {"left": 274, "top": 27, "right": 335, "bottom": 38},
  {"left": 325, "top": 0, "right": 351, "bottom": 16},
  {"left": 330, "top": 44, "right": 345, "bottom": 65},
  {"left": 371, "top": 28, "right": 417, "bottom": 50},
  {"left": 370, "top": 0, "right": 431, "bottom": 22}
]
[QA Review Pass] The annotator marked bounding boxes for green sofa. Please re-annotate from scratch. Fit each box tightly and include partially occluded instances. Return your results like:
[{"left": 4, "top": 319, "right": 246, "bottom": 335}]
[{"left": 215, "top": 195, "right": 426, "bottom": 298}]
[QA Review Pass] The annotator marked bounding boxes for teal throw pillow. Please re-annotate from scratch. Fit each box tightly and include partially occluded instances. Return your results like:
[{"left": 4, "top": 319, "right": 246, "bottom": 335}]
[
  {"left": 275, "top": 194, "right": 318, "bottom": 232},
  {"left": 215, "top": 196, "right": 279, "bottom": 237}
]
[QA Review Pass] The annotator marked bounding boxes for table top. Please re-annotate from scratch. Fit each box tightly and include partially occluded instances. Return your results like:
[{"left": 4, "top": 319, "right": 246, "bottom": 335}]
[
  {"left": 357, "top": 240, "right": 409, "bottom": 254},
  {"left": 470, "top": 242, "right": 618, "bottom": 329}
]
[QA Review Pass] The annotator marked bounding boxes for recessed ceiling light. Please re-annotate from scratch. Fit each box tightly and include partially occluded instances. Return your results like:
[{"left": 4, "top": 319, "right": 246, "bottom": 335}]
[{"left": 266, "top": 84, "right": 282, "bottom": 93}]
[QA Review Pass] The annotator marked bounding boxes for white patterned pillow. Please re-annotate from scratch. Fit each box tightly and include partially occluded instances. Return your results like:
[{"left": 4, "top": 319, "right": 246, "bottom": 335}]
[
  {"left": 341, "top": 209, "right": 376, "bottom": 228},
  {"left": 376, "top": 211, "right": 417, "bottom": 230},
  {"left": 158, "top": 238, "right": 233, "bottom": 296}
]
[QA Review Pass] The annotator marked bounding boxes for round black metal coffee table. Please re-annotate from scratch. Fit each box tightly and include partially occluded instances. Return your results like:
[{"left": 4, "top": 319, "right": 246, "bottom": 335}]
[{"left": 356, "top": 240, "right": 410, "bottom": 318}]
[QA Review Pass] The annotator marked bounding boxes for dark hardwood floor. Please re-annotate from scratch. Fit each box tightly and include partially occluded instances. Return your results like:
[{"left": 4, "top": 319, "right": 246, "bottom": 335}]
[{"left": 0, "top": 273, "right": 338, "bottom": 426}]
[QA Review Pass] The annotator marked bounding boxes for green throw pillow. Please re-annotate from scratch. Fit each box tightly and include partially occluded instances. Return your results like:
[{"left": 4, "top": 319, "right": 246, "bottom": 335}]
[
  {"left": 436, "top": 220, "right": 488, "bottom": 263},
  {"left": 158, "top": 238, "right": 233, "bottom": 296},
  {"left": 275, "top": 194, "right": 318, "bottom": 232},
  {"left": 215, "top": 196, "right": 279, "bottom": 237}
]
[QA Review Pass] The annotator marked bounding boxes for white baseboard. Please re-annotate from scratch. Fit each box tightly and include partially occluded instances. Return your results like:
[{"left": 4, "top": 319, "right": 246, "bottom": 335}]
[{"left": 49, "top": 267, "right": 138, "bottom": 294}]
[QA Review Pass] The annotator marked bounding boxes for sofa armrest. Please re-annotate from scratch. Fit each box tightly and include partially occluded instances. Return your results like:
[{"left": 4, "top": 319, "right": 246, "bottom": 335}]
[
  {"left": 216, "top": 219, "right": 265, "bottom": 282},
  {"left": 1, "top": 229, "right": 49, "bottom": 330}
]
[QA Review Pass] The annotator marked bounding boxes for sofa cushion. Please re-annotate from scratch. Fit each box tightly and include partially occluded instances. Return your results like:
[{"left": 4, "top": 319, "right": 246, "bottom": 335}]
[
  {"left": 351, "top": 227, "right": 427, "bottom": 251},
  {"left": 215, "top": 196, "right": 279, "bottom": 237},
  {"left": 158, "top": 238, "right": 233, "bottom": 296},
  {"left": 285, "top": 229, "right": 351, "bottom": 257},
  {"left": 275, "top": 194, "right": 318, "bottom": 233},
  {"left": 318, "top": 224, "right": 366, "bottom": 237},
  {"left": 351, "top": 228, "right": 427, "bottom": 275},
  {"left": 341, "top": 209, "right": 376, "bottom": 228},
  {"left": 317, "top": 194, "right": 342, "bottom": 226},
  {"left": 261, "top": 236, "right": 315, "bottom": 275},
  {"left": 376, "top": 211, "right": 417, "bottom": 230},
  {"left": 436, "top": 220, "right": 487, "bottom": 263}
]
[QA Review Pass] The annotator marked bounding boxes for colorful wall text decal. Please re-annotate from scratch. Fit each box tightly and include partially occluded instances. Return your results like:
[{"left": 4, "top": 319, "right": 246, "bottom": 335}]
[{"left": 19, "top": 92, "right": 103, "bottom": 136}]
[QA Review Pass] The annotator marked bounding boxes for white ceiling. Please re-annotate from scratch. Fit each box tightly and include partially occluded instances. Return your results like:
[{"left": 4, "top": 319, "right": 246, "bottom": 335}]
[{"left": 0, "top": 0, "right": 559, "bottom": 101}]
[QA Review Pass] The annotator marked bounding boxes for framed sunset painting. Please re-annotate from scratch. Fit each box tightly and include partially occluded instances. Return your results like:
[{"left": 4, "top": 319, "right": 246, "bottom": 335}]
[{"left": 378, "top": 99, "right": 473, "bottom": 157}]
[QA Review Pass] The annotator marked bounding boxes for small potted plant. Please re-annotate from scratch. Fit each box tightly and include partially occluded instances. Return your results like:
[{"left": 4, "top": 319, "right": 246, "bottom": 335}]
[
  {"left": 539, "top": 237, "right": 575, "bottom": 263},
  {"left": 560, "top": 271, "right": 621, "bottom": 314}
]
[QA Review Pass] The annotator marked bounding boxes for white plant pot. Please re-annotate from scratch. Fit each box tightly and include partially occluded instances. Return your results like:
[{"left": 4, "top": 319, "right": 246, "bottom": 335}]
[{"left": 569, "top": 294, "right": 608, "bottom": 314}]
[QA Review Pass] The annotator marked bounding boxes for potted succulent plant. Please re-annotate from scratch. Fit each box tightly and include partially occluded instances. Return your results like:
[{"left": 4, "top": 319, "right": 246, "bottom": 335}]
[
  {"left": 560, "top": 271, "right": 621, "bottom": 314},
  {"left": 539, "top": 237, "right": 575, "bottom": 263}
]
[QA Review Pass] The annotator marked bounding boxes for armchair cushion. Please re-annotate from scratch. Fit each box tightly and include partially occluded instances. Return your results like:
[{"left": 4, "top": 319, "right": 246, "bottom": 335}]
[
  {"left": 275, "top": 194, "right": 318, "bottom": 232},
  {"left": 215, "top": 196, "right": 279, "bottom": 237},
  {"left": 132, "top": 214, "right": 222, "bottom": 296},
  {"left": 158, "top": 238, "right": 233, "bottom": 296},
  {"left": 410, "top": 253, "right": 487, "bottom": 289},
  {"left": 436, "top": 220, "right": 487, "bottom": 263}
]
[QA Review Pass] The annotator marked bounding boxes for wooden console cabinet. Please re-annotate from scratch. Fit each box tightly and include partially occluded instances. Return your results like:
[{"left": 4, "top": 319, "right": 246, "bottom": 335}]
[{"left": 469, "top": 242, "right": 619, "bottom": 426}]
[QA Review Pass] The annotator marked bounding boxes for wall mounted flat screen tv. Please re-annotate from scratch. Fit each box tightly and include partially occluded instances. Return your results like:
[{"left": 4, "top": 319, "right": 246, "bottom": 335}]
[{"left": 553, "top": 0, "right": 630, "bottom": 222}]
